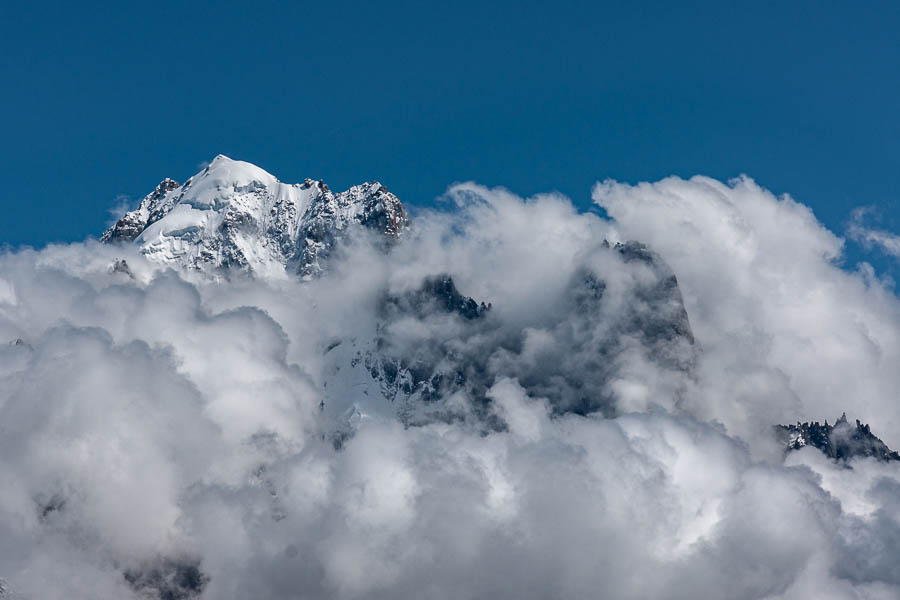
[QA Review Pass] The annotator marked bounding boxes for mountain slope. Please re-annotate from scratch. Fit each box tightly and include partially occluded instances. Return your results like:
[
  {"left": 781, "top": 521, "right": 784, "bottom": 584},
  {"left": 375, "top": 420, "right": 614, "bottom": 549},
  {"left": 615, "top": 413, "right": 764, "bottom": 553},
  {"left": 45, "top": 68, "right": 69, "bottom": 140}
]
[{"left": 321, "top": 242, "right": 698, "bottom": 429}]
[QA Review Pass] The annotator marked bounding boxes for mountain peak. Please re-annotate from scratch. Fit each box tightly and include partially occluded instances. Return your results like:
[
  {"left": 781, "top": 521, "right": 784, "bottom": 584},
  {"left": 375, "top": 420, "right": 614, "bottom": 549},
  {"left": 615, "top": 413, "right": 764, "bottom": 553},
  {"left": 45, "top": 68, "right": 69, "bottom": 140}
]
[
  {"left": 101, "top": 158, "right": 409, "bottom": 276},
  {"left": 777, "top": 415, "right": 900, "bottom": 462}
]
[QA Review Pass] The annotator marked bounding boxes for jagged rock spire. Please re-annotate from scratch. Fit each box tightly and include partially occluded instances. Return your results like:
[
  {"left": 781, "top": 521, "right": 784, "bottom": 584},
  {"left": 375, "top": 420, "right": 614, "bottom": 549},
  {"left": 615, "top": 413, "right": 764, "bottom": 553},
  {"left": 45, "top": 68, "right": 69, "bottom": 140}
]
[{"left": 777, "top": 414, "right": 900, "bottom": 462}]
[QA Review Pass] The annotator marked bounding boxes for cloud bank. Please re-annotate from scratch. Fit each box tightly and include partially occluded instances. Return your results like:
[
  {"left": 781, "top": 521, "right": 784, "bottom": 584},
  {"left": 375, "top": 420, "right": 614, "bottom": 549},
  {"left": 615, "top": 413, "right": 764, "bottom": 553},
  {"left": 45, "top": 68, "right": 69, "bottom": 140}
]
[{"left": 1, "top": 175, "right": 899, "bottom": 599}]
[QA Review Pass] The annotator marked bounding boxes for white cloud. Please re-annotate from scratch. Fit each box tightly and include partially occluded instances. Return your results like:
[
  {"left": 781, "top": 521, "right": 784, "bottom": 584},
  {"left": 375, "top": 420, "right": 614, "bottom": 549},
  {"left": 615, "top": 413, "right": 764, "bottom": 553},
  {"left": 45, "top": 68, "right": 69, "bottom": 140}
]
[
  {"left": 595, "top": 176, "right": 900, "bottom": 448},
  {"left": 1, "top": 175, "right": 900, "bottom": 598}
]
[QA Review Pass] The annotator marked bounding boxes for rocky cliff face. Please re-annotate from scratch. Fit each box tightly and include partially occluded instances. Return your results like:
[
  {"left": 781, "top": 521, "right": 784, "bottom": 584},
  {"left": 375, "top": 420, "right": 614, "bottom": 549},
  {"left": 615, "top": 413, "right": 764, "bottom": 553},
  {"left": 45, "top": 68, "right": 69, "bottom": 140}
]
[{"left": 322, "top": 241, "right": 698, "bottom": 429}]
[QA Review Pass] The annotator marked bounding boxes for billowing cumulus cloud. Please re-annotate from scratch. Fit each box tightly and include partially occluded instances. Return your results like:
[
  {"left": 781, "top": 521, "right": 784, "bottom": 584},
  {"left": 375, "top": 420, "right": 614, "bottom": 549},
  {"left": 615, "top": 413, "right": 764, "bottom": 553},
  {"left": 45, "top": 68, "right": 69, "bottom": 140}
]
[
  {"left": 1, "top": 175, "right": 900, "bottom": 599},
  {"left": 595, "top": 176, "right": 900, "bottom": 448}
]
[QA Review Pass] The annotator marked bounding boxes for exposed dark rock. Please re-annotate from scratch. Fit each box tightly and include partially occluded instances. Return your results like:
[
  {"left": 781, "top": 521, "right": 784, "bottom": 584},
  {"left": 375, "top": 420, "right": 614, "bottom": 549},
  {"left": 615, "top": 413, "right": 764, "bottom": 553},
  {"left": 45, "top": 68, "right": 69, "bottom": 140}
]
[
  {"left": 504, "top": 240, "right": 695, "bottom": 416},
  {"left": 101, "top": 179, "right": 180, "bottom": 243},
  {"left": 110, "top": 258, "right": 133, "bottom": 277},
  {"left": 361, "top": 275, "right": 497, "bottom": 426},
  {"left": 294, "top": 181, "right": 410, "bottom": 278},
  {"left": 36, "top": 493, "right": 66, "bottom": 521},
  {"left": 359, "top": 241, "right": 696, "bottom": 425},
  {"left": 614, "top": 241, "right": 694, "bottom": 344},
  {"left": 382, "top": 274, "right": 490, "bottom": 321},
  {"left": 124, "top": 557, "right": 209, "bottom": 600},
  {"left": 777, "top": 413, "right": 900, "bottom": 462}
]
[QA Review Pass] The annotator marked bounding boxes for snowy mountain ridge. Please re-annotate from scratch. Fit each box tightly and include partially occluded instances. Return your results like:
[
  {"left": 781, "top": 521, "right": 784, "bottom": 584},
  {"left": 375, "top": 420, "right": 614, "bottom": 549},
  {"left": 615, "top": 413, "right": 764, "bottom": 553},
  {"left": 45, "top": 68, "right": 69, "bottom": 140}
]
[
  {"left": 102, "top": 155, "right": 409, "bottom": 277},
  {"left": 102, "top": 157, "right": 701, "bottom": 428}
]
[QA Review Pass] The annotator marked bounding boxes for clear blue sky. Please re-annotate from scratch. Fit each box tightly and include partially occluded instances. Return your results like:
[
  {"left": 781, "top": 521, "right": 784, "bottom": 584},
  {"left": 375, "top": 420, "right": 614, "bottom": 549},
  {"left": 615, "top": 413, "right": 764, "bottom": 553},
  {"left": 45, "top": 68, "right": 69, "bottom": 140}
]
[{"left": 2, "top": 1, "right": 899, "bottom": 265}]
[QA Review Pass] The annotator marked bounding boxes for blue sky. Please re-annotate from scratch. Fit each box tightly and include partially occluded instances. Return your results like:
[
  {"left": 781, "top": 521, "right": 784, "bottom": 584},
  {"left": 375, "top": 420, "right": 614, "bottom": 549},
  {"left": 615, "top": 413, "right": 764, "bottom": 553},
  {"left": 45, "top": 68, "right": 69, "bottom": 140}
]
[{"left": 2, "top": 1, "right": 899, "bottom": 269}]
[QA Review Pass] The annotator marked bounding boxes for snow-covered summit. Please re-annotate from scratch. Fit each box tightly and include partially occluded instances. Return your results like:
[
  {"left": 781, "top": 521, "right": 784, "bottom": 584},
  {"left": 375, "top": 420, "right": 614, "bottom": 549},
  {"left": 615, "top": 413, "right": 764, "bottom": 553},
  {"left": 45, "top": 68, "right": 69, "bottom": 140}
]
[{"left": 102, "top": 155, "right": 409, "bottom": 277}]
